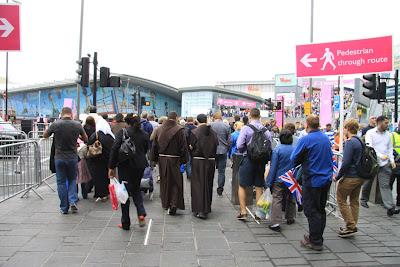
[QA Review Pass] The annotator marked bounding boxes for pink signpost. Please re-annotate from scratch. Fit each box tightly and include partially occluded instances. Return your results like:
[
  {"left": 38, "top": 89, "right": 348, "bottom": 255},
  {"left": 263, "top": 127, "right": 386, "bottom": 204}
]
[{"left": 319, "top": 83, "right": 332, "bottom": 128}]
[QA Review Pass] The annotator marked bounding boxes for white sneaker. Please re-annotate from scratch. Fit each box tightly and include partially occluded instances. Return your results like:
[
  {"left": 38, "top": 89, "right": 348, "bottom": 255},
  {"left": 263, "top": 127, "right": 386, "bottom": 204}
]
[{"left": 95, "top": 197, "right": 102, "bottom": 203}]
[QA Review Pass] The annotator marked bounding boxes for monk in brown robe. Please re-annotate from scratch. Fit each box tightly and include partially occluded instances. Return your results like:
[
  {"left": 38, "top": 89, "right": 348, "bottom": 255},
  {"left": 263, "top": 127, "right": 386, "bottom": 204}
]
[
  {"left": 189, "top": 114, "right": 218, "bottom": 219},
  {"left": 152, "top": 111, "right": 188, "bottom": 215}
]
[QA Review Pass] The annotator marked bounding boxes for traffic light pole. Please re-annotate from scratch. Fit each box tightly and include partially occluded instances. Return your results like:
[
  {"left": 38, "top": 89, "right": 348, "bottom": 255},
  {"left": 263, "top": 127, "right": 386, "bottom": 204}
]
[
  {"left": 92, "top": 52, "right": 98, "bottom": 106},
  {"left": 395, "top": 69, "right": 399, "bottom": 123}
]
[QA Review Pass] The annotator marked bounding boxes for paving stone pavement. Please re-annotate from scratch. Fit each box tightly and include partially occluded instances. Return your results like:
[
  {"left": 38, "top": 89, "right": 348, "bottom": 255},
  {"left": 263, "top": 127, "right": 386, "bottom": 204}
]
[{"left": 0, "top": 167, "right": 400, "bottom": 267}]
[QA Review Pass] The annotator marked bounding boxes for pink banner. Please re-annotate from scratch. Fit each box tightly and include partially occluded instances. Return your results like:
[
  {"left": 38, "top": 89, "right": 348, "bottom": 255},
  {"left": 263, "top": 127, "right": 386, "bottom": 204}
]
[
  {"left": 275, "top": 96, "right": 284, "bottom": 128},
  {"left": 217, "top": 98, "right": 256, "bottom": 108},
  {"left": 320, "top": 84, "right": 332, "bottom": 127}
]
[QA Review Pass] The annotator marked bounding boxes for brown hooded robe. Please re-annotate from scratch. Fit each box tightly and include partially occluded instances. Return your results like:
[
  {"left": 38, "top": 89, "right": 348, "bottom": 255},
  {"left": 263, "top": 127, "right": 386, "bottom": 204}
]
[
  {"left": 190, "top": 124, "right": 218, "bottom": 214},
  {"left": 152, "top": 119, "right": 188, "bottom": 210}
]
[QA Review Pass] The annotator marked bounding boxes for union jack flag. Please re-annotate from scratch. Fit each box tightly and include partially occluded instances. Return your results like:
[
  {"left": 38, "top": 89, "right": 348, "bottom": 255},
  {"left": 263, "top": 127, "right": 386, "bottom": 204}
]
[
  {"left": 279, "top": 169, "right": 302, "bottom": 205},
  {"left": 332, "top": 155, "right": 338, "bottom": 178}
]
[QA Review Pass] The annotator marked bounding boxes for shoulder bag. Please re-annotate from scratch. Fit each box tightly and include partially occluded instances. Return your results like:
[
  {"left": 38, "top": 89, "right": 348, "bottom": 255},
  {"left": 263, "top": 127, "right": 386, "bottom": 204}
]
[{"left": 87, "top": 132, "right": 103, "bottom": 158}]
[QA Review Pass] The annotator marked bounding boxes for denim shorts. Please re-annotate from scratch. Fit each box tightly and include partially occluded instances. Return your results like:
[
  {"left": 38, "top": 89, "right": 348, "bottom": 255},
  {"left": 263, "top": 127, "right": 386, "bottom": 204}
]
[{"left": 239, "top": 156, "right": 266, "bottom": 188}]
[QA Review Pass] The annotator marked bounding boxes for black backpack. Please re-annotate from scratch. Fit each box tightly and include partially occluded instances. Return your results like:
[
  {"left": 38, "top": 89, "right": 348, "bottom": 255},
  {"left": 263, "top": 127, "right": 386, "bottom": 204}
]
[
  {"left": 247, "top": 124, "right": 271, "bottom": 162},
  {"left": 118, "top": 128, "right": 137, "bottom": 163},
  {"left": 354, "top": 136, "right": 379, "bottom": 179}
]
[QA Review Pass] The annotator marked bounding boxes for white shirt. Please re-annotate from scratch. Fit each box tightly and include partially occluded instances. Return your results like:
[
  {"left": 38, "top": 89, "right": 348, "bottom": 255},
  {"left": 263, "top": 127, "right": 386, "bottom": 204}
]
[
  {"left": 365, "top": 127, "right": 394, "bottom": 166},
  {"left": 149, "top": 121, "right": 159, "bottom": 129}
]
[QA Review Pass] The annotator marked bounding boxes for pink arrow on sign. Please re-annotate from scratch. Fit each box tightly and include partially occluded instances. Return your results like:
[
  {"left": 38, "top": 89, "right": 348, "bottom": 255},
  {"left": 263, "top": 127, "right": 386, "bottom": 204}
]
[{"left": 0, "top": 4, "right": 20, "bottom": 51}]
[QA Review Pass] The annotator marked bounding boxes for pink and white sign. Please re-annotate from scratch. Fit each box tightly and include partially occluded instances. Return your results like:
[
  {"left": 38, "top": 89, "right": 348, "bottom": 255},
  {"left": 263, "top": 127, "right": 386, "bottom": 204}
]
[
  {"left": 296, "top": 36, "right": 393, "bottom": 77},
  {"left": 217, "top": 98, "right": 256, "bottom": 108},
  {"left": 319, "top": 84, "right": 332, "bottom": 127},
  {"left": 275, "top": 95, "right": 284, "bottom": 128}
]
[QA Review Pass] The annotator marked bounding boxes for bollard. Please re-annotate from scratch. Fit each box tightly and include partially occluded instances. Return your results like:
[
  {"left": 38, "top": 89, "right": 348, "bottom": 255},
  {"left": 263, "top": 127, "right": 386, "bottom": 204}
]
[{"left": 231, "top": 154, "right": 253, "bottom": 206}]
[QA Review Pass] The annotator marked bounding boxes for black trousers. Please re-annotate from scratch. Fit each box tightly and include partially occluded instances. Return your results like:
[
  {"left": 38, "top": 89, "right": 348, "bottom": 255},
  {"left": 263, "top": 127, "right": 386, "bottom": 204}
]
[
  {"left": 119, "top": 167, "right": 146, "bottom": 228},
  {"left": 302, "top": 182, "right": 331, "bottom": 246},
  {"left": 390, "top": 173, "right": 400, "bottom": 203}
]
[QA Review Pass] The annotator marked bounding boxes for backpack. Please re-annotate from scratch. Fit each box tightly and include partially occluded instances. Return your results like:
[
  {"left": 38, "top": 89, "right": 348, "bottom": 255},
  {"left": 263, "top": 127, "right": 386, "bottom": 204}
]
[
  {"left": 247, "top": 124, "right": 271, "bottom": 162},
  {"left": 354, "top": 136, "right": 379, "bottom": 179},
  {"left": 118, "top": 128, "right": 137, "bottom": 163}
]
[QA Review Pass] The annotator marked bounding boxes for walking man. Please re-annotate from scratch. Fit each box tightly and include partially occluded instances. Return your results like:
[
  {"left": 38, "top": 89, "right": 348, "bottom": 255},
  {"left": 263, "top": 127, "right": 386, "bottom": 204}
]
[
  {"left": 390, "top": 121, "right": 400, "bottom": 207},
  {"left": 335, "top": 119, "right": 364, "bottom": 237},
  {"left": 189, "top": 114, "right": 218, "bottom": 219},
  {"left": 184, "top": 117, "right": 197, "bottom": 180},
  {"left": 44, "top": 107, "right": 87, "bottom": 214},
  {"left": 211, "top": 111, "right": 231, "bottom": 196},
  {"left": 363, "top": 116, "right": 399, "bottom": 216},
  {"left": 236, "top": 108, "right": 272, "bottom": 220},
  {"left": 152, "top": 111, "right": 188, "bottom": 215},
  {"left": 291, "top": 115, "right": 333, "bottom": 251}
]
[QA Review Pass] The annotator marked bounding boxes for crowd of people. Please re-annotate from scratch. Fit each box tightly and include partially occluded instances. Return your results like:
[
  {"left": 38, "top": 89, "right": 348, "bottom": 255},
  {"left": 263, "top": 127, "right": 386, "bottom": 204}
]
[{"left": 43, "top": 106, "right": 400, "bottom": 252}]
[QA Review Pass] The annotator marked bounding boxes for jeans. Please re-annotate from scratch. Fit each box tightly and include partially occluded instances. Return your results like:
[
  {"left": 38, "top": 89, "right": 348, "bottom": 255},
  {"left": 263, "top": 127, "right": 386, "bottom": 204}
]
[
  {"left": 216, "top": 154, "right": 227, "bottom": 192},
  {"left": 377, "top": 164, "right": 395, "bottom": 210},
  {"left": 302, "top": 182, "right": 330, "bottom": 246},
  {"left": 186, "top": 156, "right": 192, "bottom": 179},
  {"left": 55, "top": 159, "right": 78, "bottom": 213},
  {"left": 336, "top": 177, "right": 364, "bottom": 230}
]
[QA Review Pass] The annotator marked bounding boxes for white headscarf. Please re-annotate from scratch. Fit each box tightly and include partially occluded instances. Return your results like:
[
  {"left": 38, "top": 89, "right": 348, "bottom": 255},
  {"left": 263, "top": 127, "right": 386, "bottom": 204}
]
[{"left": 96, "top": 118, "right": 115, "bottom": 139}]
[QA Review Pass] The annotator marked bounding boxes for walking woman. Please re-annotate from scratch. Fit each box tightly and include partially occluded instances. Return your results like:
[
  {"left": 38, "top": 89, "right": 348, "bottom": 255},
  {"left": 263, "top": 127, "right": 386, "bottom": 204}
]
[
  {"left": 87, "top": 118, "right": 115, "bottom": 202},
  {"left": 109, "top": 114, "right": 149, "bottom": 229},
  {"left": 80, "top": 116, "right": 96, "bottom": 199}
]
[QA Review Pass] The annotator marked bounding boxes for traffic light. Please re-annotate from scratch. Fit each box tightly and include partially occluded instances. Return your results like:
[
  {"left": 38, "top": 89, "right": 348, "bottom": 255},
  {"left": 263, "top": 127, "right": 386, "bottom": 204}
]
[
  {"left": 264, "top": 98, "right": 274, "bottom": 110},
  {"left": 362, "top": 74, "right": 377, "bottom": 99},
  {"left": 378, "top": 82, "right": 387, "bottom": 101},
  {"left": 109, "top": 76, "right": 121, "bottom": 87},
  {"left": 275, "top": 101, "right": 282, "bottom": 111},
  {"left": 76, "top": 57, "right": 90, "bottom": 87},
  {"left": 100, "top": 67, "right": 110, "bottom": 87},
  {"left": 131, "top": 92, "right": 137, "bottom": 106},
  {"left": 140, "top": 97, "right": 146, "bottom": 106}
]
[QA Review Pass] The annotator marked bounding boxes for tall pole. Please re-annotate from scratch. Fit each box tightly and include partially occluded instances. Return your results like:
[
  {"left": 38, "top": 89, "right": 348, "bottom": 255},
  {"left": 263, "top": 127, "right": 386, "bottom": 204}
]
[
  {"left": 76, "top": 0, "right": 84, "bottom": 119},
  {"left": 339, "top": 76, "right": 344, "bottom": 153},
  {"left": 308, "top": 0, "right": 314, "bottom": 108},
  {"left": 395, "top": 69, "right": 399, "bottom": 123},
  {"left": 5, "top": 0, "right": 9, "bottom": 121},
  {"left": 92, "top": 52, "right": 98, "bottom": 106}
]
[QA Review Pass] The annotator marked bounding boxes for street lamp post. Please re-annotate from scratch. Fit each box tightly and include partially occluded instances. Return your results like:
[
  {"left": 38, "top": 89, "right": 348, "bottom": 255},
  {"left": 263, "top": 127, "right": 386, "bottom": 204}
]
[
  {"left": 76, "top": 0, "right": 84, "bottom": 119},
  {"left": 308, "top": 0, "right": 314, "bottom": 108}
]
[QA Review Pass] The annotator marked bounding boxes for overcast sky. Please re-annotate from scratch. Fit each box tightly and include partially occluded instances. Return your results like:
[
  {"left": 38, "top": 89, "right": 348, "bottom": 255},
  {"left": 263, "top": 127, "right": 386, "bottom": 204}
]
[{"left": 1, "top": 0, "right": 399, "bottom": 89}]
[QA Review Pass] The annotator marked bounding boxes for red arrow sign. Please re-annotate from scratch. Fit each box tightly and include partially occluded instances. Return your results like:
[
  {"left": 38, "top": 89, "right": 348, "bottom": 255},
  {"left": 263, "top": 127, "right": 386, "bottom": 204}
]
[
  {"left": 296, "top": 36, "right": 392, "bottom": 77},
  {"left": 0, "top": 4, "right": 20, "bottom": 51}
]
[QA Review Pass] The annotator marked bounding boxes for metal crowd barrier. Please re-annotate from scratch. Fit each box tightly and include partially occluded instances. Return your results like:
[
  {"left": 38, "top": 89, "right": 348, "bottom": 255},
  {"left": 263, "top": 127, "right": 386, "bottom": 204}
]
[
  {"left": 326, "top": 151, "right": 343, "bottom": 219},
  {"left": 36, "top": 137, "right": 56, "bottom": 192},
  {"left": 0, "top": 140, "right": 43, "bottom": 203}
]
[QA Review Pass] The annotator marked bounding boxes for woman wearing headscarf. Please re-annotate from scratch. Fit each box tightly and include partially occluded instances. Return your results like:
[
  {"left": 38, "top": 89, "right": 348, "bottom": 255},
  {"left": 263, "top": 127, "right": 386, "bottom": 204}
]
[
  {"left": 87, "top": 118, "right": 115, "bottom": 202},
  {"left": 109, "top": 114, "right": 150, "bottom": 229}
]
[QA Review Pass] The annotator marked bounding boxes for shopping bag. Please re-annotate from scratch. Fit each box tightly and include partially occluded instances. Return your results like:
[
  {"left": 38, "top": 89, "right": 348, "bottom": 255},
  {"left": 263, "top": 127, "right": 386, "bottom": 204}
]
[
  {"left": 256, "top": 188, "right": 272, "bottom": 220},
  {"left": 77, "top": 158, "right": 92, "bottom": 184},
  {"left": 108, "top": 182, "right": 118, "bottom": 210},
  {"left": 111, "top": 178, "right": 129, "bottom": 204}
]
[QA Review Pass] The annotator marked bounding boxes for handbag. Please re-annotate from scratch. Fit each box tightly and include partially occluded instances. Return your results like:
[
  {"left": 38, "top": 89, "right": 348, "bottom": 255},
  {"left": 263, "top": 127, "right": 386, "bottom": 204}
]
[
  {"left": 87, "top": 132, "right": 103, "bottom": 158},
  {"left": 119, "top": 128, "right": 136, "bottom": 163}
]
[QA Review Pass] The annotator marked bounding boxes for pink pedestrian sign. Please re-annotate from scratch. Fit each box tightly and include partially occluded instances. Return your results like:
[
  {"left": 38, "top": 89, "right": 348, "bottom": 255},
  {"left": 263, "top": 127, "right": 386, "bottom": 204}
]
[
  {"left": 296, "top": 36, "right": 393, "bottom": 77},
  {"left": 217, "top": 98, "right": 256, "bottom": 108}
]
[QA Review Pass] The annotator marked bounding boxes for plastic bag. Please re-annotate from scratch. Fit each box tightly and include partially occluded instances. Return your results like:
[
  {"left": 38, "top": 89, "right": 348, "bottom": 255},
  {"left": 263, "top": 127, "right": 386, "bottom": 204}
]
[
  {"left": 256, "top": 189, "right": 272, "bottom": 220},
  {"left": 111, "top": 178, "right": 129, "bottom": 204},
  {"left": 108, "top": 182, "right": 118, "bottom": 210}
]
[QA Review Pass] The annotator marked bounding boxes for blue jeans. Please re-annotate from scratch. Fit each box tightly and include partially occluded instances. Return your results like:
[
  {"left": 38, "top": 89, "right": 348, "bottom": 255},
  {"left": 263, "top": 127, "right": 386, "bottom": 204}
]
[
  {"left": 216, "top": 154, "right": 227, "bottom": 192},
  {"left": 186, "top": 156, "right": 192, "bottom": 179},
  {"left": 55, "top": 159, "right": 78, "bottom": 213}
]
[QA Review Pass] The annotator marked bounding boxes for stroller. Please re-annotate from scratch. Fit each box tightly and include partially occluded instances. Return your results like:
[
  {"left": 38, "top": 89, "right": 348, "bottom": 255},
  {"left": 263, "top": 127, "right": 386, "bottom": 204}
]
[{"left": 140, "top": 166, "right": 154, "bottom": 200}]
